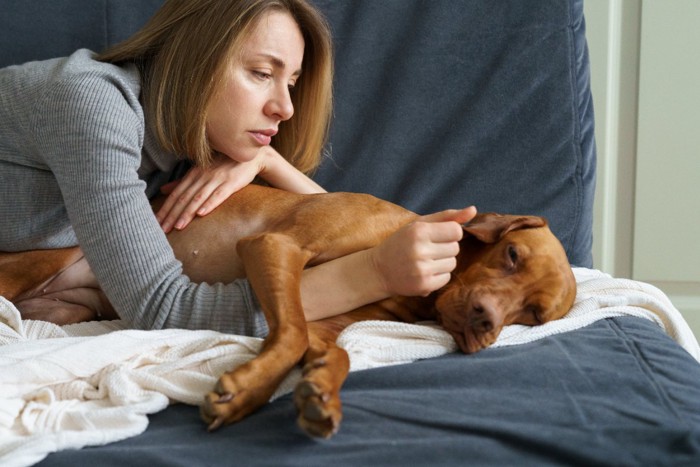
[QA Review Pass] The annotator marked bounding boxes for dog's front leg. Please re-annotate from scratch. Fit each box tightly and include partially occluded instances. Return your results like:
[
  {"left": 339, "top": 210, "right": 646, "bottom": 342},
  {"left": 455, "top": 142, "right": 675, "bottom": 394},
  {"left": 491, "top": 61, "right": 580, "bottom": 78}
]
[
  {"left": 201, "top": 232, "right": 311, "bottom": 431},
  {"left": 294, "top": 327, "right": 350, "bottom": 438},
  {"left": 294, "top": 303, "right": 404, "bottom": 438}
]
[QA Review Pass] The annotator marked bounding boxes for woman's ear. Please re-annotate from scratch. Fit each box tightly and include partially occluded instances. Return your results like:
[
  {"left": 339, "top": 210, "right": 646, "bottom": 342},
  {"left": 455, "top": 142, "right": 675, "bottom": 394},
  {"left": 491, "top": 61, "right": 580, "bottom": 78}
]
[{"left": 462, "top": 213, "right": 547, "bottom": 243}]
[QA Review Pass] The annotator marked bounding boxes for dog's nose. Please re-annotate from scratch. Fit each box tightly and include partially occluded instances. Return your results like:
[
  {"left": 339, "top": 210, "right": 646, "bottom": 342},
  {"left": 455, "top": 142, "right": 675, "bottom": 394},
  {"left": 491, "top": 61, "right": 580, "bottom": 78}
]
[{"left": 468, "top": 294, "right": 503, "bottom": 333}]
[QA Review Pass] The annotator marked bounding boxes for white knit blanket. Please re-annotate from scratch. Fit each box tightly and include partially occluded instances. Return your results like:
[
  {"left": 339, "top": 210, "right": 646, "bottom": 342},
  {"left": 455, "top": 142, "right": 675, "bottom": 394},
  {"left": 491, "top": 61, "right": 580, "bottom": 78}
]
[{"left": 1, "top": 268, "right": 698, "bottom": 467}]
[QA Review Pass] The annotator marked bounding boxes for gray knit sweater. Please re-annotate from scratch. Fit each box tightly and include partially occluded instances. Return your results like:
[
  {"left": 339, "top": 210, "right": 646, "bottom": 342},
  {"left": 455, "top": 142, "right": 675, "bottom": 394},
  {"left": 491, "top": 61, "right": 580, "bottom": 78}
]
[{"left": 0, "top": 49, "right": 268, "bottom": 337}]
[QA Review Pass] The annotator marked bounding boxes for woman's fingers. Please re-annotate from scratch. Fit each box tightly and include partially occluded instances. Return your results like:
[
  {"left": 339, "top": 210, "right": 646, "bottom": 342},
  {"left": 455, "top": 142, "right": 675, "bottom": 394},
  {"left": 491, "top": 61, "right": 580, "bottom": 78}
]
[
  {"left": 371, "top": 207, "right": 477, "bottom": 297},
  {"left": 156, "top": 159, "right": 260, "bottom": 232},
  {"left": 417, "top": 206, "right": 477, "bottom": 225},
  {"left": 156, "top": 168, "right": 208, "bottom": 232}
]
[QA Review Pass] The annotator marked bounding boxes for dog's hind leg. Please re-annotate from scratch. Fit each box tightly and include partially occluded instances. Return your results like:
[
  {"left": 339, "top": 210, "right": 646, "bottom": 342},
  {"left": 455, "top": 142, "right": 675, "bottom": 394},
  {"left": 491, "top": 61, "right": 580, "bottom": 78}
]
[{"left": 201, "top": 232, "right": 313, "bottom": 430}]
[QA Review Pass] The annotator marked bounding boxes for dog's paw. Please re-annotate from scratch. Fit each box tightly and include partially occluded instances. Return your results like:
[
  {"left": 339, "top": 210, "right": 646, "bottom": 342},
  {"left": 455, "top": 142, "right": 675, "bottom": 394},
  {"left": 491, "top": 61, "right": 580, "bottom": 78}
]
[
  {"left": 293, "top": 361, "right": 342, "bottom": 438},
  {"left": 200, "top": 372, "right": 267, "bottom": 431}
]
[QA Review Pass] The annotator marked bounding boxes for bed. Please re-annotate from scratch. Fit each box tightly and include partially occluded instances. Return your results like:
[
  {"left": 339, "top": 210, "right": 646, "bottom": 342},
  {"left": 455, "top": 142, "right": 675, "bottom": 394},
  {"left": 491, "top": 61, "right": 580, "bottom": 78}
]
[{"left": 2, "top": 1, "right": 700, "bottom": 466}]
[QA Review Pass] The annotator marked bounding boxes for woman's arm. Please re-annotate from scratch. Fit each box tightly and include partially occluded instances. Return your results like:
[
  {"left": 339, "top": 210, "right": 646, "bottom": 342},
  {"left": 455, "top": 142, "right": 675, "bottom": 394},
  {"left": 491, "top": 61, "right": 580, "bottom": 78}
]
[
  {"left": 300, "top": 206, "right": 476, "bottom": 321},
  {"left": 155, "top": 143, "right": 477, "bottom": 320},
  {"left": 157, "top": 147, "right": 323, "bottom": 232}
]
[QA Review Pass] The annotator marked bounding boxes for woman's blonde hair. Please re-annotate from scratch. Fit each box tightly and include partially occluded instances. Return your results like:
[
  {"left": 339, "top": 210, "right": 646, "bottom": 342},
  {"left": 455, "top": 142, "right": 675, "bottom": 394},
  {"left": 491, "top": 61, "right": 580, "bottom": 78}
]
[{"left": 97, "top": 0, "right": 333, "bottom": 174}]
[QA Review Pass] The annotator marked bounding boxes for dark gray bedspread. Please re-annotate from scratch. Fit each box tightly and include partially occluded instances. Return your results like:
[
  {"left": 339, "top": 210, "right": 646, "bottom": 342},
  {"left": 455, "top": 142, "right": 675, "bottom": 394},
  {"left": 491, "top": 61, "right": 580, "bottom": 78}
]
[{"left": 39, "top": 317, "right": 700, "bottom": 466}]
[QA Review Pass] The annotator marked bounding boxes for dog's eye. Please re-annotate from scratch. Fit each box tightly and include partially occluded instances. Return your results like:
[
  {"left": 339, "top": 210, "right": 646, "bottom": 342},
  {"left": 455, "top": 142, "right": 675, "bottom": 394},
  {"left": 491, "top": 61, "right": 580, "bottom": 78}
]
[{"left": 506, "top": 244, "right": 518, "bottom": 268}]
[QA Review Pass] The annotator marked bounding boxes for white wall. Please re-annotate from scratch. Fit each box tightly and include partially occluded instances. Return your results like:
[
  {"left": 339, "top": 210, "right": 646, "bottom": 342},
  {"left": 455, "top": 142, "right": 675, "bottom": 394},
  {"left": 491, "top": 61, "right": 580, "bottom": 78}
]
[{"left": 584, "top": 0, "right": 700, "bottom": 337}]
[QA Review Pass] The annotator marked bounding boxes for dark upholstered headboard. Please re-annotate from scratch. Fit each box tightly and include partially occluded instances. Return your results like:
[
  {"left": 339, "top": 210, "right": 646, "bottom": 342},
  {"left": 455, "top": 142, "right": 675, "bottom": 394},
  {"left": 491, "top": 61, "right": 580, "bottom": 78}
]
[{"left": 0, "top": 0, "right": 596, "bottom": 267}]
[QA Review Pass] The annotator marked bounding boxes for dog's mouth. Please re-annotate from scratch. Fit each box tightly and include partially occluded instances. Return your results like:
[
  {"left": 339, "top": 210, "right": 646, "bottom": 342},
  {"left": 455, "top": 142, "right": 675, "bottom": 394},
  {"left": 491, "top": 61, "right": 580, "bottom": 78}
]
[
  {"left": 438, "top": 320, "right": 498, "bottom": 354},
  {"left": 435, "top": 287, "right": 502, "bottom": 354}
]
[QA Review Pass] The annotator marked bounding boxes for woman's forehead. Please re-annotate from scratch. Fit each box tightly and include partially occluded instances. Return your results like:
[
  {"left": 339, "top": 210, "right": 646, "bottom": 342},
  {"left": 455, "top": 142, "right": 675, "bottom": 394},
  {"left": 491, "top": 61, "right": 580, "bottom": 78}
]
[{"left": 240, "top": 10, "right": 305, "bottom": 68}]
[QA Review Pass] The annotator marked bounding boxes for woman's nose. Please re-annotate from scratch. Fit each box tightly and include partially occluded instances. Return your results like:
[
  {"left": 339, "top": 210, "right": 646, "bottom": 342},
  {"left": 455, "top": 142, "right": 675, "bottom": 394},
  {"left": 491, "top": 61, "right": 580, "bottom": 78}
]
[{"left": 266, "top": 86, "right": 294, "bottom": 121}]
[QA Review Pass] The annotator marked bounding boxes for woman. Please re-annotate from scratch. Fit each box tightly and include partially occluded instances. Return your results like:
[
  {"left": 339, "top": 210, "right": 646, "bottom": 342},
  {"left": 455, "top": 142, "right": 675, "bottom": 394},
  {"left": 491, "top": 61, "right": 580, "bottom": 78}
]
[{"left": 0, "top": 0, "right": 474, "bottom": 336}]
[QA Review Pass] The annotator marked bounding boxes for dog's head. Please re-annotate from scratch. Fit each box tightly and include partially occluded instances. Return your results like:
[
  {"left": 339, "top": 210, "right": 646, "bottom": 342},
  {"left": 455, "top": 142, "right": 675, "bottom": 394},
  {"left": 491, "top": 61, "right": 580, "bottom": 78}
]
[{"left": 434, "top": 213, "right": 576, "bottom": 354}]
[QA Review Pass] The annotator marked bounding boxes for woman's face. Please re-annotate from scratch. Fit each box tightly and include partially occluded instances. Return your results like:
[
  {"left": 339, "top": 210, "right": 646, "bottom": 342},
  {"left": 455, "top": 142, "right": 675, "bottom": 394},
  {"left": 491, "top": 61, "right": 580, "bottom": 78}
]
[{"left": 206, "top": 10, "right": 305, "bottom": 163}]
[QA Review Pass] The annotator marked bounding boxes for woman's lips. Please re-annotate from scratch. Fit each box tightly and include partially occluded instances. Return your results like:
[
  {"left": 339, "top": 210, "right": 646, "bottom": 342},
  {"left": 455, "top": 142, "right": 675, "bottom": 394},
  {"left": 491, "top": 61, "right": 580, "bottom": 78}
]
[{"left": 249, "top": 129, "right": 277, "bottom": 146}]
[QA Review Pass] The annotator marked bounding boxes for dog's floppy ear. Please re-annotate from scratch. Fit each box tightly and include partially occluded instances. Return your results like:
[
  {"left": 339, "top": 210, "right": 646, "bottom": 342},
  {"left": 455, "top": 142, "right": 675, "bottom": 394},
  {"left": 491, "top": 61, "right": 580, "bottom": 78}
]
[{"left": 462, "top": 213, "right": 547, "bottom": 243}]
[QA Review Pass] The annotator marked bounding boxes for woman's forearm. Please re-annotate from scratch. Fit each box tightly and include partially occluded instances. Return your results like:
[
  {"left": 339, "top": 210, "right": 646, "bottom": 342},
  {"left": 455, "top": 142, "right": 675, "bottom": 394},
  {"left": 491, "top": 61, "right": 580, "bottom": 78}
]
[
  {"left": 298, "top": 206, "right": 476, "bottom": 322},
  {"left": 300, "top": 248, "right": 387, "bottom": 321}
]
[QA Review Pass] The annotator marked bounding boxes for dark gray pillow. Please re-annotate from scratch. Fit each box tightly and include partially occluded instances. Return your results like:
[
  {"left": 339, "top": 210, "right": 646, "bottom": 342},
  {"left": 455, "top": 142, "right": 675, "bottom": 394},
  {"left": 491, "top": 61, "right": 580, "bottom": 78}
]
[{"left": 313, "top": 0, "right": 596, "bottom": 267}]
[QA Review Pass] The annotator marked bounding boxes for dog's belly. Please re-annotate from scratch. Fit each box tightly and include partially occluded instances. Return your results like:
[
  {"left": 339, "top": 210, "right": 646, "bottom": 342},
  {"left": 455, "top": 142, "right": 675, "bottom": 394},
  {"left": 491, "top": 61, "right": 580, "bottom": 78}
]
[
  {"left": 166, "top": 218, "right": 247, "bottom": 284},
  {"left": 153, "top": 184, "right": 311, "bottom": 284}
]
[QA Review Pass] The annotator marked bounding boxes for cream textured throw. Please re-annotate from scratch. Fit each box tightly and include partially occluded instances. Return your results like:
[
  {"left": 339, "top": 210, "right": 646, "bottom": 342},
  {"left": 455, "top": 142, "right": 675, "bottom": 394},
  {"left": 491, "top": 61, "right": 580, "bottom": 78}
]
[{"left": 1, "top": 268, "right": 699, "bottom": 466}]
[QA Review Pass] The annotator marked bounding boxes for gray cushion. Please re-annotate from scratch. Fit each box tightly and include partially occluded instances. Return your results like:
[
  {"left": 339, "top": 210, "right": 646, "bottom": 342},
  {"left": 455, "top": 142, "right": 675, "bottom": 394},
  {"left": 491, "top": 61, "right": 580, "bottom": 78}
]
[{"left": 0, "top": 0, "right": 162, "bottom": 66}]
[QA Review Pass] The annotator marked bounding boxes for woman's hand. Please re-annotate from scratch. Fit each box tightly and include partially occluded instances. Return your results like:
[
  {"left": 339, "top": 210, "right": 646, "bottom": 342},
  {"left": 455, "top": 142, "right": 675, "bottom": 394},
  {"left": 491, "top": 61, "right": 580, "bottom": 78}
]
[
  {"left": 370, "top": 207, "right": 477, "bottom": 297},
  {"left": 156, "top": 155, "right": 260, "bottom": 233},
  {"left": 156, "top": 147, "right": 324, "bottom": 233}
]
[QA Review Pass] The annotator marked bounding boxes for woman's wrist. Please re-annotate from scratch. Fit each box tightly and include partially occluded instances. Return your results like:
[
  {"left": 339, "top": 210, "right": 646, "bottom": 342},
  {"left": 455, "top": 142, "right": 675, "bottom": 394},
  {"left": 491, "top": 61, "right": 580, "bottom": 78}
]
[{"left": 258, "top": 147, "right": 326, "bottom": 194}]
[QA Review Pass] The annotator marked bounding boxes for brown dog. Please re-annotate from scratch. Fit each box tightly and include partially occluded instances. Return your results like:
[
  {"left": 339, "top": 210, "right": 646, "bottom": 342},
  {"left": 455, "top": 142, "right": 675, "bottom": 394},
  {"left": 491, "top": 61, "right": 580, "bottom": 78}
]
[{"left": 0, "top": 184, "right": 576, "bottom": 438}]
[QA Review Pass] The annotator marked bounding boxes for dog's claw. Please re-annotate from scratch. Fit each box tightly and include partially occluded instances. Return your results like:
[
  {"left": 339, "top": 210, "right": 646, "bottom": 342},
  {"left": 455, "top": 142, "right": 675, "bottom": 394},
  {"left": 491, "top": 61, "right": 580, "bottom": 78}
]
[
  {"left": 216, "top": 392, "right": 234, "bottom": 404},
  {"left": 207, "top": 416, "right": 224, "bottom": 432},
  {"left": 296, "top": 380, "right": 320, "bottom": 398}
]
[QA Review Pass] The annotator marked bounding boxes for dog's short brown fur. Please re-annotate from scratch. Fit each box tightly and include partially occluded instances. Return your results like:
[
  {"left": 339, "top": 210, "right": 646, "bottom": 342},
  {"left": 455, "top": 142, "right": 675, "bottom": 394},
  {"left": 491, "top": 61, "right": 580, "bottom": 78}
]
[{"left": 0, "top": 185, "right": 576, "bottom": 438}]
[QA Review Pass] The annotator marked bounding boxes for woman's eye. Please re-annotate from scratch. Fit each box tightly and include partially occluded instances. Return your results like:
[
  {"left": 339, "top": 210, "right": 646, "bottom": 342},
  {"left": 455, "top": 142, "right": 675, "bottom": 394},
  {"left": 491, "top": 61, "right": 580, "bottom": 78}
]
[{"left": 253, "top": 71, "right": 271, "bottom": 80}]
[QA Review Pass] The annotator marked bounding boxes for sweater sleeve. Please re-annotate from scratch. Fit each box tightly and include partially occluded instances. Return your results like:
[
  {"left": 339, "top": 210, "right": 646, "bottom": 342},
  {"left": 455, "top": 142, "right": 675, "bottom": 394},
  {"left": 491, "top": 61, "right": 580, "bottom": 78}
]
[{"left": 30, "top": 63, "right": 269, "bottom": 337}]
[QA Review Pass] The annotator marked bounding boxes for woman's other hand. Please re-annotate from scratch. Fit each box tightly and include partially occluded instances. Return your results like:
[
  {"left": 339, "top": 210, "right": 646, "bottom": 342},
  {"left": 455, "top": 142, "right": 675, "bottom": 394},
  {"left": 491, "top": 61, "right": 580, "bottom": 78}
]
[
  {"left": 156, "top": 154, "right": 260, "bottom": 232},
  {"left": 156, "top": 147, "right": 324, "bottom": 232}
]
